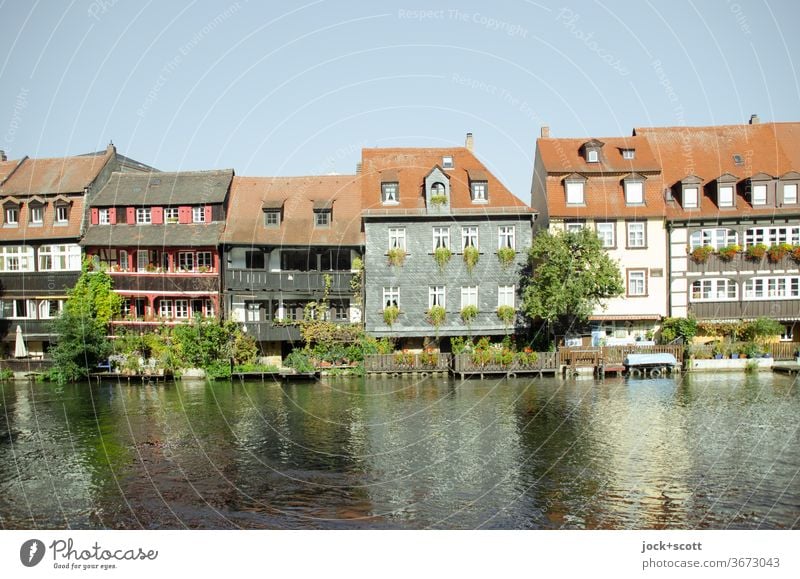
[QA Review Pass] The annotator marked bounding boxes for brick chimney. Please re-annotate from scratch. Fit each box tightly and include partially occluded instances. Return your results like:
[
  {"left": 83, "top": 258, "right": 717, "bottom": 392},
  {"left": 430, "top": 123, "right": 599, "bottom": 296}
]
[
  {"left": 749, "top": 114, "right": 760, "bottom": 125},
  {"left": 0, "top": 150, "right": 6, "bottom": 162},
  {"left": 540, "top": 126, "right": 550, "bottom": 138},
  {"left": 465, "top": 132, "right": 474, "bottom": 152},
  {"left": 355, "top": 162, "right": 362, "bottom": 174}
]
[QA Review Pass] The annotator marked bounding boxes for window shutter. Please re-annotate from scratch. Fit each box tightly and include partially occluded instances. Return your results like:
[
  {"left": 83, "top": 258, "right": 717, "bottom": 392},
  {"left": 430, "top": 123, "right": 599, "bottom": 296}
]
[
  {"left": 178, "top": 206, "right": 191, "bottom": 224},
  {"left": 151, "top": 206, "right": 164, "bottom": 224},
  {"left": 204, "top": 205, "right": 212, "bottom": 223},
  {"left": 126, "top": 207, "right": 135, "bottom": 223},
  {"left": 90, "top": 208, "right": 99, "bottom": 225},
  {"left": 110, "top": 208, "right": 117, "bottom": 224}
]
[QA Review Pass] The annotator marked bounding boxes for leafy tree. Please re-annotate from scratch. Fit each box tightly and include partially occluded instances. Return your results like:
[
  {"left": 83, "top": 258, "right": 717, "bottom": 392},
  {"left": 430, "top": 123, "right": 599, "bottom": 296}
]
[
  {"left": 660, "top": 317, "right": 699, "bottom": 343},
  {"left": 521, "top": 228, "right": 624, "bottom": 334},
  {"left": 48, "top": 260, "right": 122, "bottom": 383}
]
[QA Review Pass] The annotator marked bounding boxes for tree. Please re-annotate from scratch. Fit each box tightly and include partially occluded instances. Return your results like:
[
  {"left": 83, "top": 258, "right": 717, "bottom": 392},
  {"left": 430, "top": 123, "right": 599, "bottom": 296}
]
[
  {"left": 521, "top": 228, "right": 624, "bottom": 334},
  {"left": 48, "top": 260, "right": 122, "bottom": 383}
]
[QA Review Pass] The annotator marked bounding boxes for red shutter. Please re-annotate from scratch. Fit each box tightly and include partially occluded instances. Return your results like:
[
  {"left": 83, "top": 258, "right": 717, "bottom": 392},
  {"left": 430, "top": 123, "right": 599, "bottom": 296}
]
[
  {"left": 204, "top": 205, "right": 212, "bottom": 223},
  {"left": 90, "top": 208, "right": 99, "bottom": 225},
  {"left": 151, "top": 206, "right": 163, "bottom": 224},
  {"left": 127, "top": 207, "right": 135, "bottom": 224},
  {"left": 178, "top": 206, "right": 191, "bottom": 224},
  {"left": 109, "top": 208, "right": 117, "bottom": 224}
]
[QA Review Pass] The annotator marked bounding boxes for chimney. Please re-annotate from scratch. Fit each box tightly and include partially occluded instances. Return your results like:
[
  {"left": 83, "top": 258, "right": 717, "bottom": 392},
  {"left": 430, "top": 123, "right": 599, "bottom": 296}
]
[
  {"left": 540, "top": 126, "right": 550, "bottom": 138},
  {"left": 355, "top": 162, "right": 362, "bottom": 175},
  {"left": 465, "top": 132, "right": 474, "bottom": 152},
  {"left": 749, "top": 114, "right": 760, "bottom": 125},
  {"left": 0, "top": 150, "right": 6, "bottom": 162}
]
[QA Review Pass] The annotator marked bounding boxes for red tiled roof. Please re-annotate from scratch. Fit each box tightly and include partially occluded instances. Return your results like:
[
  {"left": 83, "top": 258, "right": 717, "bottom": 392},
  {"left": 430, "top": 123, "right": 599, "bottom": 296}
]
[
  {"left": 0, "top": 195, "right": 85, "bottom": 241},
  {"left": 220, "top": 175, "right": 363, "bottom": 246},
  {"left": 545, "top": 173, "right": 667, "bottom": 219},
  {"left": 636, "top": 122, "right": 800, "bottom": 219},
  {"left": 360, "top": 147, "right": 532, "bottom": 213},
  {"left": 0, "top": 147, "right": 114, "bottom": 195},
  {"left": 537, "top": 135, "right": 661, "bottom": 174}
]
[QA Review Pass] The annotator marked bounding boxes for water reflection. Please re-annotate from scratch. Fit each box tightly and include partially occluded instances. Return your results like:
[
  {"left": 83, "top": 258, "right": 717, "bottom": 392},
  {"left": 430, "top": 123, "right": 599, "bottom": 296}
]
[{"left": 0, "top": 372, "right": 797, "bottom": 529}]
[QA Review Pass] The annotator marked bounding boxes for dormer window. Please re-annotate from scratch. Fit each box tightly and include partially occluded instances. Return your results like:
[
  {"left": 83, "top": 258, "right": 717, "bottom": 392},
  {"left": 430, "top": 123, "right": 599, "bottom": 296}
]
[
  {"left": 29, "top": 204, "right": 44, "bottom": 225},
  {"left": 442, "top": 156, "right": 454, "bottom": 169},
  {"left": 716, "top": 173, "right": 737, "bottom": 208},
  {"left": 748, "top": 174, "right": 772, "bottom": 207},
  {"left": 55, "top": 205, "right": 69, "bottom": 223},
  {"left": 313, "top": 200, "right": 333, "bottom": 227},
  {"left": 581, "top": 139, "right": 604, "bottom": 163},
  {"left": 471, "top": 181, "right": 487, "bottom": 202},
  {"left": 4, "top": 205, "right": 18, "bottom": 226},
  {"left": 622, "top": 149, "right": 635, "bottom": 159},
  {"left": 431, "top": 182, "right": 446, "bottom": 196},
  {"left": 680, "top": 175, "right": 703, "bottom": 209},
  {"left": 98, "top": 208, "right": 111, "bottom": 224},
  {"left": 264, "top": 210, "right": 280, "bottom": 227},
  {"left": 784, "top": 183, "right": 798, "bottom": 205},
  {"left": 381, "top": 182, "right": 399, "bottom": 204},
  {"left": 192, "top": 206, "right": 206, "bottom": 223},
  {"left": 623, "top": 173, "right": 645, "bottom": 206},
  {"left": 587, "top": 150, "right": 599, "bottom": 163},
  {"left": 564, "top": 174, "right": 586, "bottom": 205},
  {"left": 136, "top": 207, "right": 152, "bottom": 224}
]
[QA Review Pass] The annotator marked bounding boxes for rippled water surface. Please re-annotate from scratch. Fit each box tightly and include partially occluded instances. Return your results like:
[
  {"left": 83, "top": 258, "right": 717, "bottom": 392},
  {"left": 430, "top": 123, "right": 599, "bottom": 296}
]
[{"left": 1, "top": 373, "right": 798, "bottom": 529}]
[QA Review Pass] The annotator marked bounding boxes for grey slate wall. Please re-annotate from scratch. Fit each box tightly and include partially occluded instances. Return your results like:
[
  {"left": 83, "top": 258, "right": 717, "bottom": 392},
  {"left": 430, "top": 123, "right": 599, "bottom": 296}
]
[{"left": 364, "top": 216, "right": 533, "bottom": 337}]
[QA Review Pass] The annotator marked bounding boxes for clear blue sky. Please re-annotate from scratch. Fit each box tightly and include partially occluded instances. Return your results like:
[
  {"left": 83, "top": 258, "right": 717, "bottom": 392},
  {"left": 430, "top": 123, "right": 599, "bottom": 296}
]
[{"left": 1, "top": 0, "right": 799, "bottom": 203}]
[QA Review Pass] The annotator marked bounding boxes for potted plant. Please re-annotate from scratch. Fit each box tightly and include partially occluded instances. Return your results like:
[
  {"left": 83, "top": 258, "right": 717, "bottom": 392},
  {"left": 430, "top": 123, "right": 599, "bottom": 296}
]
[
  {"left": 460, "top": 304, "right": 478, "bottom": 326},
  {"left": 383, "top": 305, "right": 400, "bottom": 327},
  {"left": 690, "top": 245, "right": 714, "bottom": 263},
  {"left": 766, "top": 243, "right": 793, "bottom": 263},
  {"left": 426, "top": 305, "right": 446, "bottom": 332},
  {"left": 746, "top": 243, "right": 767, "bottom": 261},
  {"left": 792, "top": 246, "right": 800, "bottom": 264},
  {"left": 463, "top": 245, "right": 479, "bottom": 273},
  {"left": 497, "top": 246, "right": 516, "bottom": 268},
  {"left": 717, "top": 244, "right": 741, "bottom": 261},
  {"left": 497, "top": 305, "right": 515, "bottom": 329},
  {"left": 711, "top": 342, "right": 723, "bottom": 359},
  {"left": 433, "top": 246, "right": 452, "bottom": 271},
  {"left": 430, "top": 194, "right": 448, "bottom": 206},
  {"left": 387, "top": 247, "right": 406, "bottom": 266},
  {"left": 730, "top": 346, "right": 740, "bottom": 359}
]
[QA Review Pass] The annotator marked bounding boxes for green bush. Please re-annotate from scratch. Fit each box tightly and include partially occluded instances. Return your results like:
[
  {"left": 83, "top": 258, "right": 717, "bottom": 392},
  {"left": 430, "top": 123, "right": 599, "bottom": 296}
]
[{"left": 284, "top": 350, "right": 314, "bottom": 373}]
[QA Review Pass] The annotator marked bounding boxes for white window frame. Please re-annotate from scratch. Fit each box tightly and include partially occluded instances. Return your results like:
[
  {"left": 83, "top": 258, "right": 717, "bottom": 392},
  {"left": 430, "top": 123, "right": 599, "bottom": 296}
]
[
  {"left": 718, "top": 185, "right": 734, "bottom": 208},
  {"left": 565, "top": 222, "right": 584, "bottom": 234},
  {"left": 461, "top": 226, "right": 478, "bottom": 250},
  {"left": 197, "top": 252, "right": 213, "bottom": 271},
  {"left": 382, "top": 287, "right": 399, "bottom": 309},
  {"left": 626, "top": 221, "right": 646, "bottom": 248},
  {"left": 5, "top": 207, "right": 18, "bottom": 225},
  {"left": 55, "top": 204, "right": 69, "bottom": 223},
  {"left": 624, "top": 180, "right": 644, "bottom": 205},
  {"left": 587, "top": 150, "right": 599, "bottom": 163},
  {"left": 178, "top": 252, "right": 195, "bottom": 271},
  {"left": 98, "top": 208, "right": 110, "bottom": 224},
  {"left": 30, "top": 205, "right": 44, "bottom": 224},
  {"left": 498, "top": 226, "right": 515, "bottom": 249},
  {"left": 743, "top": 226, "right": 800, "bottom": 248},
  {"left": 622, "top": 149, "right": 635, "bottom": 159},
  {"left": 498, "top": 285, "right": 515, "bottom": 308},
  {"left": 596, "top": 222, "right": 615, "bottom": 248},
  {"left": 38, "top": 244, "right": 82, "bottom": 272},
  {"left": 159, "top": 299, "right": 173, "bottom": 318},
  {"left": 461, "top": 286, "right": 478, "bottom": 309},
  {"left": 627, "top": 270, "right": 646, "bottom": 296},
  {"left": 314, "top": 211, "right": 330, "bottom": 227},
  {"left": 690, "top": 278, "right": 738, "bottom": 302},
  {"left": 743, "top": 276, "right": 800, "bottom": 300},
  {"left": 9, "top": 299, "right": 36, "bottom": 319},
  {"left": 752, "top": 183, "right": 768, "bottom": 206},
  {"left": 38, "top": 300, "right": 62, "bottom": 320},
  {"left": 136, "top": 207, "right": 151, "bottom": 224},
  {"left": 689, "top": 228, "right": 739, "bottom": 250},
  {"left": 388, "top": 227, "right": 406, "bottom": 250},
  {"left": 683, "top": 186, "right": 699, "bottom": 208},
  {"left": 429, "top": 286, "right": 446, "bottom": 309},
  {"left": 192, "top": 206, "right": 206, "bottom": 223},
  {"left": 264, "top": 210, "right": 280, "bottom": 227},
  {"left": 442, "top": 156, "right": 454, "bottom": 169},
  {"left": 381, "top": 182, "right": 399, "bottom": 204},
  {"left": 0, "top": 245, "right": 34, "bottom": 272},
  {"left": 471, "top": 181, "right": 487, "bottom": 202},
  {"left": 566, "top": 181, "right": 584, "bottom": 205},
  {"left": 174, "top": 299, "right": 189, "bottom": 319},
  {"left": 784, "top": 183, "right": 798, "bottom": 204},
  {"left": 432, "top": 226, "right": 450, "bottom": 250},
  {"left": 165, "top": 207, "right": 179, "bottom": 223}
]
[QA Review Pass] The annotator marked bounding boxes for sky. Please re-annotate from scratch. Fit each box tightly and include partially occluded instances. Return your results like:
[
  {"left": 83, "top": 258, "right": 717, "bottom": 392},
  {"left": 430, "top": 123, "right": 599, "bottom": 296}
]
[{"left": 1, "top": 0, "right": 799, "bottom": 203}]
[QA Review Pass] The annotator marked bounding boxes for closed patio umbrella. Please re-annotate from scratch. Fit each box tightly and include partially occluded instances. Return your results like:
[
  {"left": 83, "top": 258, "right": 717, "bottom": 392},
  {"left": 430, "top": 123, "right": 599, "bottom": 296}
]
[{"left": 14, "top": 325, "right": 27, "bottom": 358}]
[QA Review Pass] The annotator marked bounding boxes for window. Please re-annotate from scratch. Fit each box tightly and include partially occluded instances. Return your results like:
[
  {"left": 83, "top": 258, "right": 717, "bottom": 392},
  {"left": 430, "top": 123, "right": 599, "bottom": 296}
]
[
  {"left": 432, "top": 226, "right": 450, "bottom": 250},
  {"left": 626, "top": 221, "right": 646, "bottom": 248},
  {"left": 587, "top": 150, "right": 599, "bottom": 162},
  {"left": 197, "top": 252, "right": 213, "bottom": 271},
  {"left": 9, "top": 299, "right": 35, "bottom": 319},
  {"left": 624, "top": 180, "right": 644, "bottom": 205},
  {"left": 431, "top": 182, "right": 446, "bottom": 198},
  {"left": 752, "top": 184, "right": 767, "bottom": 206},
  {"left": 96, "top": 248, "right": 128, "bottom": 270},
  {"left": 683, "top": 187, "right": 699, "bottom": 208},
  {"left": 388, "top": 227, "right": 406, "bottom": 250},
  {"left": 98, "top": 208, "right": 110, "bottom": 224},
  {"left": 38, "top": 300, "right": 62, "bottom": 319},
  {"left": 333, "top": 305, "right": 349, "bottom": 321},
  {"left": 744, "top": 276, "right": 800, "bottom": 300},
  {"left": 596, "top": 222, "right": 615, "bottom": 248},
  {"left": 30, "top": 206, "right": 43, "bottom": 224},
  {"left": 429, "top": 286, "right": 446, "bottom": 308},
  {"left": 498, "top": 285, "right": 515, "bottom": 308},
  {"left": 264, "top": 210, "right": 280, "bottom": 227},
  {"left": 5, "top": 206, "right": 18, "bottom": 225},
  {"left": 690, "top": 279, "right": 738, "bottom": 301},
  {"left": 498, "top": 226, "right": 515, "bottom": 249},
  {"left": 192, "top": 206, "right": 206, "bottom": 223},
  {"left": 780, "top": 324, "right": 794, "bottom": 342},
  {"left": 627, "top": 269, "right": 646, "bottom": 296},
  {"left": 245, "top": 250, "right": 265, "bottom": 270},
  {"left": 136, "top": 208, "right": 151, "bottom": 224},
  {"left": 315, "top": 210, "right": 331, "bottom": 227},
  {"left": 383, "top": 287, "right": 399, "bottom": 309},
  {"left": 381, "top": 182, "right": 399, "bottom": 204},
  {"left": 622, "top": 149, "right": 635, "bottom": 159},
  {"left": 165, "top": 207, "right": 179, "bottom": 223},
  {"left": 743, "top": 226, "right": 800, "bottom": 248},
  {"left": 174, "top": 299, "right": 189, "bottom": 319},
  {"left": 178, "top": 252, "right": 195, "bottom": 271},
  {"left": 784, "top": 183, "right": 798, "bottom": 204},
  {"left": 566, "top": 181, "right": 584, "bottom": 205},
  {"left": 718, "top": 185, "right": 734, "bottom": 208},
  {"left": 55, "top": 205, "right": 69, "bottom": 223},
  {"left": 38, "top": 244, "right": 81, "bottom": 271},
  {"left": 461, "top": 226, "right": 478, "bottom": 250},
  {"left": 471, "top": 181, "right": 487, "bottom": 202},
  {"left": 442, "top": 156, "right": 454, "bottom": 169},
  {"left": 565, "top": 222, "right": 584, "bottom": 234},
  {"left": 461, "top": 286, "right": 478, "bottom": 309},
  {"left": 0, "top": 245, "right": 34, "bottom": 272},
  {"left": 689, "top": 228, "right": 739, "bottom": 250},
  {"left": 159, "top": 299, "right": 173, "bottom": 318}
]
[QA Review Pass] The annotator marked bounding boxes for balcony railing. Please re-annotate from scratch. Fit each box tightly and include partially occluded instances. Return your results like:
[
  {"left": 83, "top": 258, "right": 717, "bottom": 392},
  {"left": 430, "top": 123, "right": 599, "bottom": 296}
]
[
  {"left": 687, "top": 253, "right": 800, "bottom": 273},
  {"left": 225, "top": 270, "right": 355, "bottom": 293},
  {"left": 689, "top": 299, "right": 800, "bottom": 320},
  {"left": 0, "top": 271, "right": 79, "bottom": 292},
  {"left": 239, "top": 321, "right": 302, "bottom": 342},
  {"left": 0, "top": 319, "right": 56, "bottom": 340},
  {"left": 109, "top": 273, "right": 219, "bottom": 293}
]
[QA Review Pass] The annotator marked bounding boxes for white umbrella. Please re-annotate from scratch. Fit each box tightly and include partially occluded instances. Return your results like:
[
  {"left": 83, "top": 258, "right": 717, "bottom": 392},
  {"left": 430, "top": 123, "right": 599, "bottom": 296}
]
[{"left": 14, "top": 325, "right": 27, "bottom": 358}]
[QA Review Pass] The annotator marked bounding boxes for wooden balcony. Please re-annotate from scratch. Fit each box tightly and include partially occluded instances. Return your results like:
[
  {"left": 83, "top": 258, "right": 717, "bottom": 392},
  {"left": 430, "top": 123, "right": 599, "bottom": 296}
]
[
  {"left": 0, "top": 319, "right": 56, "bottom": 340},
  {"left": 225, "top": 270, "right": 354, "bottom": 294},
  {"left": 109, "top": 273, "right": 219, "bottom": 293},
  {"left": 240, "top": 321, "right": 302, "bottom": 343},
  {"left": 686, "top": 253, "right": 800, "bottom": 274},
  {"left": 689, "top": 300, "right": 800, "bottom": 320},
  {"left": 0, "top": 271, "right": 79, "bottom": 293}
]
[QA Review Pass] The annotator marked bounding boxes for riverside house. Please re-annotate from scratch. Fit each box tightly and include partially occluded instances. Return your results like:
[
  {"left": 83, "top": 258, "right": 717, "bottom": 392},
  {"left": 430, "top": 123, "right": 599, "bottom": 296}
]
[
  {"left": 361, "top": 134, "right": 536, "bottom": 347},
  {"left": 220, "top": 174, "right": 363, "bottom": 359},
  {"left": 531, "top": 128, "right": 668, "bottom": 344},
  {"left": 82, "top": 169, "right": 233, "bottom": 328},
  {"left": 0, "top": 145, "right": 152, "bottom": 356}
]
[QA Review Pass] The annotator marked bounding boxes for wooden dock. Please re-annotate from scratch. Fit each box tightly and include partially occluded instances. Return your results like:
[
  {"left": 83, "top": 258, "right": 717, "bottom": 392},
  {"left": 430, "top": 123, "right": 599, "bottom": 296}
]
[
  {"left": 772, "top": 362, "right": 800, "bottom": 375},
  {"left": 90, "top": 372, "right": 171, "bottom": 384}
]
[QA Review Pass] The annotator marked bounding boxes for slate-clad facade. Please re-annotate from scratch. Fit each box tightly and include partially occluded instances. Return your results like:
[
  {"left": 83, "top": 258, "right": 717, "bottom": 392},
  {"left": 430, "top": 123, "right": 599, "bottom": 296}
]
[
  {"left": 361, "top": 136, "right": 536, "bottom": 344},
  {"left": 82, "top": 169, "right": 233, "bottom": 327}
]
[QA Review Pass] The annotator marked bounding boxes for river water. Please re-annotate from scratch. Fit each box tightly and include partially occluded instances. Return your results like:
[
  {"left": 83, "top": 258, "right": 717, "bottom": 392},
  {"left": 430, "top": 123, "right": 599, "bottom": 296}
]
[{"left": 0, "top": 373, "right": 797, "bottom": 529}]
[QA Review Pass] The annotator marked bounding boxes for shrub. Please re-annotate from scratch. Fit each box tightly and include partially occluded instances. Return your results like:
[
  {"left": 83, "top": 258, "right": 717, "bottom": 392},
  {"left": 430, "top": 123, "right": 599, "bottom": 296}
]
[
  {"left": 430, "top": 194, "right": 448, "bottom": 206},
  {"left": 284, "top": 350, "right": 314, "bottom": 373},
  {"left": 387, "top": 247, "right": 406, "bottom": 266},
  {"left": 451, "top": 336, "right": 472, "bottom": 355},
  {"left": 460, "top": 305, "right": 478, "bottom": 326},
  {"left": 690, "top": 245, "right": 714, "bottom": 263},
  {"left": 660, "top": 317, "right": 698, "bottom": 343},
  {"left": 497, "top": 246, "right": 516, "bottom": 268},
  {"left": 433, "top": 246, "right": 452, "bottom": 270},
  {"left": 463, "top": 246, "right": 479, "bottom": 273},
  {"left": 383, "top": 305, "right": 400, "bottom": 327},
  {"left": 746, "top": 243, "right": 767, "bottom": 261},
  {"left": 497, "top": 305, "right": 515, "bottom": 328},
  {"left": 427, "top": 305, "right": 446, "bottom": 329},
  {"left": 717, "top": 244, "right": 741, "bottom": 261}
]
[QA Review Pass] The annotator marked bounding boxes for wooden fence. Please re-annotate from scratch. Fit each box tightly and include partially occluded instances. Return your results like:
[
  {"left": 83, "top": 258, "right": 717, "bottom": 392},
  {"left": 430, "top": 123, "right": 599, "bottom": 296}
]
[
  {"left": 690, "top": 342, "right": 799, "bottom": 360},
  {"left": 364, "top": 353, "right": 452, "bottom": 373},
  {"left": 559, "top": 345, "right": 685, "bottom": 366},
  {"left": 453, "top": 351, "right": 560, "bottom": 375}
]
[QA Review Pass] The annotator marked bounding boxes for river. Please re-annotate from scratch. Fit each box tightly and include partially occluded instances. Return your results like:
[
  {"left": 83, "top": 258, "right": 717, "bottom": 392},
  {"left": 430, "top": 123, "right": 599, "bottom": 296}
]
[{"left": 0, "top": 373, "right": 797, "bottom": 529}]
